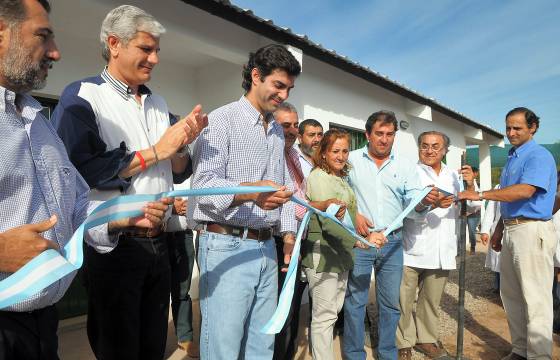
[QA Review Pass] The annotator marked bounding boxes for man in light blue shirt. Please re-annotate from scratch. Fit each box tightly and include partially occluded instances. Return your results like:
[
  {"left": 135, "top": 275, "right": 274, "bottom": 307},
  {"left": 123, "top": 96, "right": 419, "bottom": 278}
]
[
  {"left": 459, "top": 107, "right": 557, "bottom": 360},
  {"left": 342, "top": 111, "right": 438, "bottom": 360}
]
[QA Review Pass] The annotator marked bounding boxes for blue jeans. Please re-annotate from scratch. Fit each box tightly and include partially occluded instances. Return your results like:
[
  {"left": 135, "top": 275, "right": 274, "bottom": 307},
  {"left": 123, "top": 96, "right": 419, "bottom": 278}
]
[
  {"left": 343, "top": 232, "right": 404, "bottom": 360},
  {"left": 198, "top": 231, "right": 277, "bottom": 359},
  {"left": 467, "top": 213, "right": 480, "bottom": 250}
]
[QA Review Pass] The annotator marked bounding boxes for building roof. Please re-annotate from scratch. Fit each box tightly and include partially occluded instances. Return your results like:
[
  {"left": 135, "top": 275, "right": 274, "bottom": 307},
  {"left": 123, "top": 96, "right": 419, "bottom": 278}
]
[{"left": 182, "top": 0, "right": 504, "bottom": 140}]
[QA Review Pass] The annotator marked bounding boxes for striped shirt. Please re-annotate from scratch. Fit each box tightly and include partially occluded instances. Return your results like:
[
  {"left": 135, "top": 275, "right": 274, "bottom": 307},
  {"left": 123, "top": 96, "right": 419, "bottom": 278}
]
[
  {"left": 189, "top": 96, "right": 296, "bottom": 233},
  {"left": 0, "top": 86, "right": 107, "bottom": 311},
  {"left": 285, "top": 146, "right": 308, "bottom": 220}
]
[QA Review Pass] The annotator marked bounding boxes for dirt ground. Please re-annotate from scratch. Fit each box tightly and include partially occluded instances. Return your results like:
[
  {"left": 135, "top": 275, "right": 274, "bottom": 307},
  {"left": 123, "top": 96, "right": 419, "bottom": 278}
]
[
  {"left": 437, "top": 242, "right": 560, "bottom": 360},
  {"left": 58, "top": 240, "right": 560, "bottom": 360},
  {"left": 359, "top": 240, "right": 560, "bottom": 360}
]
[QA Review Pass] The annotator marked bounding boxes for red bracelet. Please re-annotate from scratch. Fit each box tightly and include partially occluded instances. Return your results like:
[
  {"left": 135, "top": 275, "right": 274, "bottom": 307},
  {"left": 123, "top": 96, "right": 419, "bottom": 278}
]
[{"left": 135, "top": 151, "right": 147, "bottom": 171}]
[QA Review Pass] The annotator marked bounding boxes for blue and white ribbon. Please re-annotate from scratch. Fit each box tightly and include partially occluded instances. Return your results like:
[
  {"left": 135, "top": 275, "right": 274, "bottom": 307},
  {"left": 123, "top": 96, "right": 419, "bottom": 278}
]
[
  {"left": 261, "top": 202, "right": 356, "bottom": 334},
  {"left": 0, "top": 183, "right": 433, "bottom": 336},
  {"left": 0, "top": 186, "right": 278, "bottom": 309},
  {"left": 261, "top": 186, "right": 433, "bottom": 334}
]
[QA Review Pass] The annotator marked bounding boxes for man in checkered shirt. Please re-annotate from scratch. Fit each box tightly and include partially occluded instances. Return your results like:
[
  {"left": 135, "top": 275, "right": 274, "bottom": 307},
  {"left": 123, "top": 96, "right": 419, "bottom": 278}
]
[
  {"left": 0, "top": 1, "right": 169, "bottom": 359},
  {"left": 189, "top": 44, "right": 301, "bottom": 359}
]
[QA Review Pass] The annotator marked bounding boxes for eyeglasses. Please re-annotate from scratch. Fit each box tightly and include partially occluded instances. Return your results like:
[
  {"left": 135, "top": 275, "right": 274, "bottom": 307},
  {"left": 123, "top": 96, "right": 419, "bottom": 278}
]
[{"left": 419, "top": 144, "right": 443, "bottom": 152}]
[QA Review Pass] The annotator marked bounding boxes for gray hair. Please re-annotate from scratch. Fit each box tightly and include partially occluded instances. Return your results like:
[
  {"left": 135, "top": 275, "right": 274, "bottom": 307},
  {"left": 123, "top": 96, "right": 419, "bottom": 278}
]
[
  {"left": 0, "top": 0, "right": 50, "bottom": 27},
  {"left": 417, "top": 131, "right": 451, "bottom": 150},
  {"left": 274, "top": 102, "right": 298, "bottom": 116},
  {"left": 100, "top": 5, "right": 165, "bottom": 61}
]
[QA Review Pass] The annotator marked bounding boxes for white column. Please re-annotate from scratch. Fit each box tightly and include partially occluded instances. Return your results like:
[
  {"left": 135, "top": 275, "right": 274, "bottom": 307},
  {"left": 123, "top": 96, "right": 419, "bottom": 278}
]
[{"left": 479, "top": 143, "right": 492, "bottom": 191}]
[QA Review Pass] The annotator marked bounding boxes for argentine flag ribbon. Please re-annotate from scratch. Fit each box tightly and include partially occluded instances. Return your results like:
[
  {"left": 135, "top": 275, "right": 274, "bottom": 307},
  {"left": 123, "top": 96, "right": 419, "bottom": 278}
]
[
  {"left": 0, "top": 184, "right": 433, "bottom": 335},
  {"left": 0, "top": 186, "right": 279, "bottom": 309},
  {"left": 261, "top": 186, "right": 433, "bottom": 334}
]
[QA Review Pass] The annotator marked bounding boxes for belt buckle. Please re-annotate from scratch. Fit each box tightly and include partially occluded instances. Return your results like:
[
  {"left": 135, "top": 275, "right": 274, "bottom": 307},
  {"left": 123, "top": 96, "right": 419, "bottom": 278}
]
[{"left": 231, "top": 226, "right": 243, "bottom": 237}]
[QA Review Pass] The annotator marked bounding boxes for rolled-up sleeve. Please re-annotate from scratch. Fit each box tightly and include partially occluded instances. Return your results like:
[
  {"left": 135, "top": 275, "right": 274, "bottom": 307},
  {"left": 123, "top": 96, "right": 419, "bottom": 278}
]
[
  {"left": 280, "top": 159, "right": 297, "bottom": 233},
  {"left": 191, "top": 113, "right": 239, "bottom": 212}
]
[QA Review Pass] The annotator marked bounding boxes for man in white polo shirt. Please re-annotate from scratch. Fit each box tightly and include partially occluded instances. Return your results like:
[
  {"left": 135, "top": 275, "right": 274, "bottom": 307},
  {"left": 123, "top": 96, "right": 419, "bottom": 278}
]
[
  {"left": 397, "top": 131, "right": 474, "bottom": 360},
  {"left": 52, "top": 5, "right": 207, "bottom": 359}
]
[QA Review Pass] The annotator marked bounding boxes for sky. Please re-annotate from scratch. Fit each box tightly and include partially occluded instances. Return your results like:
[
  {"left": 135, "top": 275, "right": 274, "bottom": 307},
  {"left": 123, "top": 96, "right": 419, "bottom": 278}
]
[{"left": 231, "top": 0, "right": 560, "bottom": 144}]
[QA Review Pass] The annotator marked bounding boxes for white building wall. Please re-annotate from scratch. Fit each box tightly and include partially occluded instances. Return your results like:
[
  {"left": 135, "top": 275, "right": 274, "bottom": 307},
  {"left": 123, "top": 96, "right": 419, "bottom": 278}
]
[
  {"left": 195, "top": 60, "right": 248, "bottom": 114},
  {"left": 37, "top": 0, "right": 504, "bottom": 304}
]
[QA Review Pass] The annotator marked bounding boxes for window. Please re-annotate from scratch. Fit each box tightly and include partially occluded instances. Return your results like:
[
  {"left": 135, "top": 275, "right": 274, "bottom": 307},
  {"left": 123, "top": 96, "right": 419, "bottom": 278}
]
[
  {"left": 33, "top": 95, "right": 58, "bottom": 121},
  {"left": 329, "top": 123, "right": 368, "bottom": 151}
]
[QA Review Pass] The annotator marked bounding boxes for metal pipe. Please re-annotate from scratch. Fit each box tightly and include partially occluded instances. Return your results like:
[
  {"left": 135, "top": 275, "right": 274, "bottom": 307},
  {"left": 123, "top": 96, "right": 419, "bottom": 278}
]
[{"left": 456, "top": 151, "right": 468, "bottom": 359}]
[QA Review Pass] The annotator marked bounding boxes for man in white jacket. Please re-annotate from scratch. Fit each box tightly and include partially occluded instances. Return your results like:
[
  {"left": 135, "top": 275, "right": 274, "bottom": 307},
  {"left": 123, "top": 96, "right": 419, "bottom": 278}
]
[
  {"left": 480, "top": 185, "right": 502, "bottom": 292},
  {"left": 397, "top": 131, "right": 474, "bottom": 359}
]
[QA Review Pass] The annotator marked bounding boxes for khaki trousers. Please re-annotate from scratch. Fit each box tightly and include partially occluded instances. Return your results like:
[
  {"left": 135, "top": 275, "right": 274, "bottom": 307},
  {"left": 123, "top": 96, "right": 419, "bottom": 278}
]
[
  {"left": 501, "top": 220, "right": 557, "bottom": 360},
  {"left": 304, "top": 267, "right": 348, "bottom": 360},
  {"left": 396, "top": 266, "right": 449, "bottom": 348}
]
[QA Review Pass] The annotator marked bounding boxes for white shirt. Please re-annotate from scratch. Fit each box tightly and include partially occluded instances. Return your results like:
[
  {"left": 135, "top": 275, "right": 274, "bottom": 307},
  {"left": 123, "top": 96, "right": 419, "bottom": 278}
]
[
  {"left": 166, "top": 179, "right": 190, "bottom": 232},
  {"left": 402, "top": 163, "right": 461, "bottom": 270},
  {"left": 52, "top": 70, "right": 179, "bottom": 252},
  {"left": 79, "top": 70, "right": 174, "bottom": 201},
  {"left": 481, "top": 185, "right": 501, "bottom": 272},
  {"left": 295, "top": 144, "right": 314, "bottom": 178}
]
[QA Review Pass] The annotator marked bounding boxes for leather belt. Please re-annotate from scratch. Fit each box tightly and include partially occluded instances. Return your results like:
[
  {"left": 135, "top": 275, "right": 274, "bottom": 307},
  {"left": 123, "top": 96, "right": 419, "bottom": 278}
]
[
  {"left": 503, "top": 217, "right": 540, "bottom": 226},
  {"left": 205, "top": 222, "right": 272, "bottom": 241},
  {"left": 120, "top": 226, "right": 163, "bottom": 238}
]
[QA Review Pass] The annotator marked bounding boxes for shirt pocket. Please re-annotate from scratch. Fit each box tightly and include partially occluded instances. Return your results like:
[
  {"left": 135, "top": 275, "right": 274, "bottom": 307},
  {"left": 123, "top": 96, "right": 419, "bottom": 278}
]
[{"left": 402, "top": 218, "right": 426, "bottom": 256}]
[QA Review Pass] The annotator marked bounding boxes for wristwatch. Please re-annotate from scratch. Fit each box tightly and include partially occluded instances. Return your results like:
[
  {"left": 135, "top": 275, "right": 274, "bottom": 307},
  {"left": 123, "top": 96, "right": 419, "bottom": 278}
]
[{"left": 478, "top": 191, "right": 484, "bottom": 201}]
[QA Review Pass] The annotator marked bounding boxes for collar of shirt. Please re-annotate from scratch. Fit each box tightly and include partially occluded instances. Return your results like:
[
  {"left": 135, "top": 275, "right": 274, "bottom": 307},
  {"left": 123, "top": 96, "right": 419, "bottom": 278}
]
[
  {"left": 294, "top": 144, "right": 314, "bottom": 176},
  {"left": 349, "top": 145, "right": 425, "bottom": 231},
  {"left": 359, "top": 145, "right": 396, "bottom": 169},
  {"left": 0, "top": 85, "right": 42, "bottom": 123},
  {"left": 417, "top": 161, "right": 453, "bottom": 181},
  {"left": 508, "top": 139, "right": 536, "bottom": 158},
  {"left": 237, "top": 95, "right": 279, "bottom": 132},
  {"left": 101, "top": 67, "right": 152, "bottom": 100}
]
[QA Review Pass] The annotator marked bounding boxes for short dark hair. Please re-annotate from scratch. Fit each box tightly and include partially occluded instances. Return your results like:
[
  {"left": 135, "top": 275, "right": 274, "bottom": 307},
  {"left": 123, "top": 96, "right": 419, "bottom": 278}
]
[
  {"left": 0, "top": 0, "right": 50, "bottom": 27},
  {"left": 241, "top": 44, "right": 301, "bottom": 92},
  {"left": 471, "top": 167, "right": 479, "bottom": 173},
  {"left": 299, "top": 118, "right": 323, "bottom": 135},
  {"left": 365, "top": 110, "right": 398, "bottom": 134},
  {"left": 505, "top": 107, "right": 540, "bottom": 133}
]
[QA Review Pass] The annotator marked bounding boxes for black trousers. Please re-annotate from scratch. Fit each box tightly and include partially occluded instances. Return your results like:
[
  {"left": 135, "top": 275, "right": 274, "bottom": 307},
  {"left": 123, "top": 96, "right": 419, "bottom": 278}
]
[
  {"left": 85, "top": 234, "right": 170, "bottom": 360},
  {"left": 0, "top": 305, "right": 59, "bottom": 360},
  {"left": 167, "top": 230, "right": 196, "bottom": 342},
  {"left": 273, "top": 237, "right": 308, "bottom": 360}
]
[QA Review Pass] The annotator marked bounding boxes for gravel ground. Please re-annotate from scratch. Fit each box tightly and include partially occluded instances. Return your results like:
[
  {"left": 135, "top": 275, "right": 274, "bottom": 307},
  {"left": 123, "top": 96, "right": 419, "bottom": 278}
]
[{"left": 365, "top": 242, "right": 500, "bottom": 359}]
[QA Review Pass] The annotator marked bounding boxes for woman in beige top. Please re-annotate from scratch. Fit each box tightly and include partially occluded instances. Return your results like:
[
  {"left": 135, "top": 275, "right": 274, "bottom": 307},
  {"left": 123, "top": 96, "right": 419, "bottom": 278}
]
[{"left": 302, "top": 129, "right": 383, "bottom": 360}]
